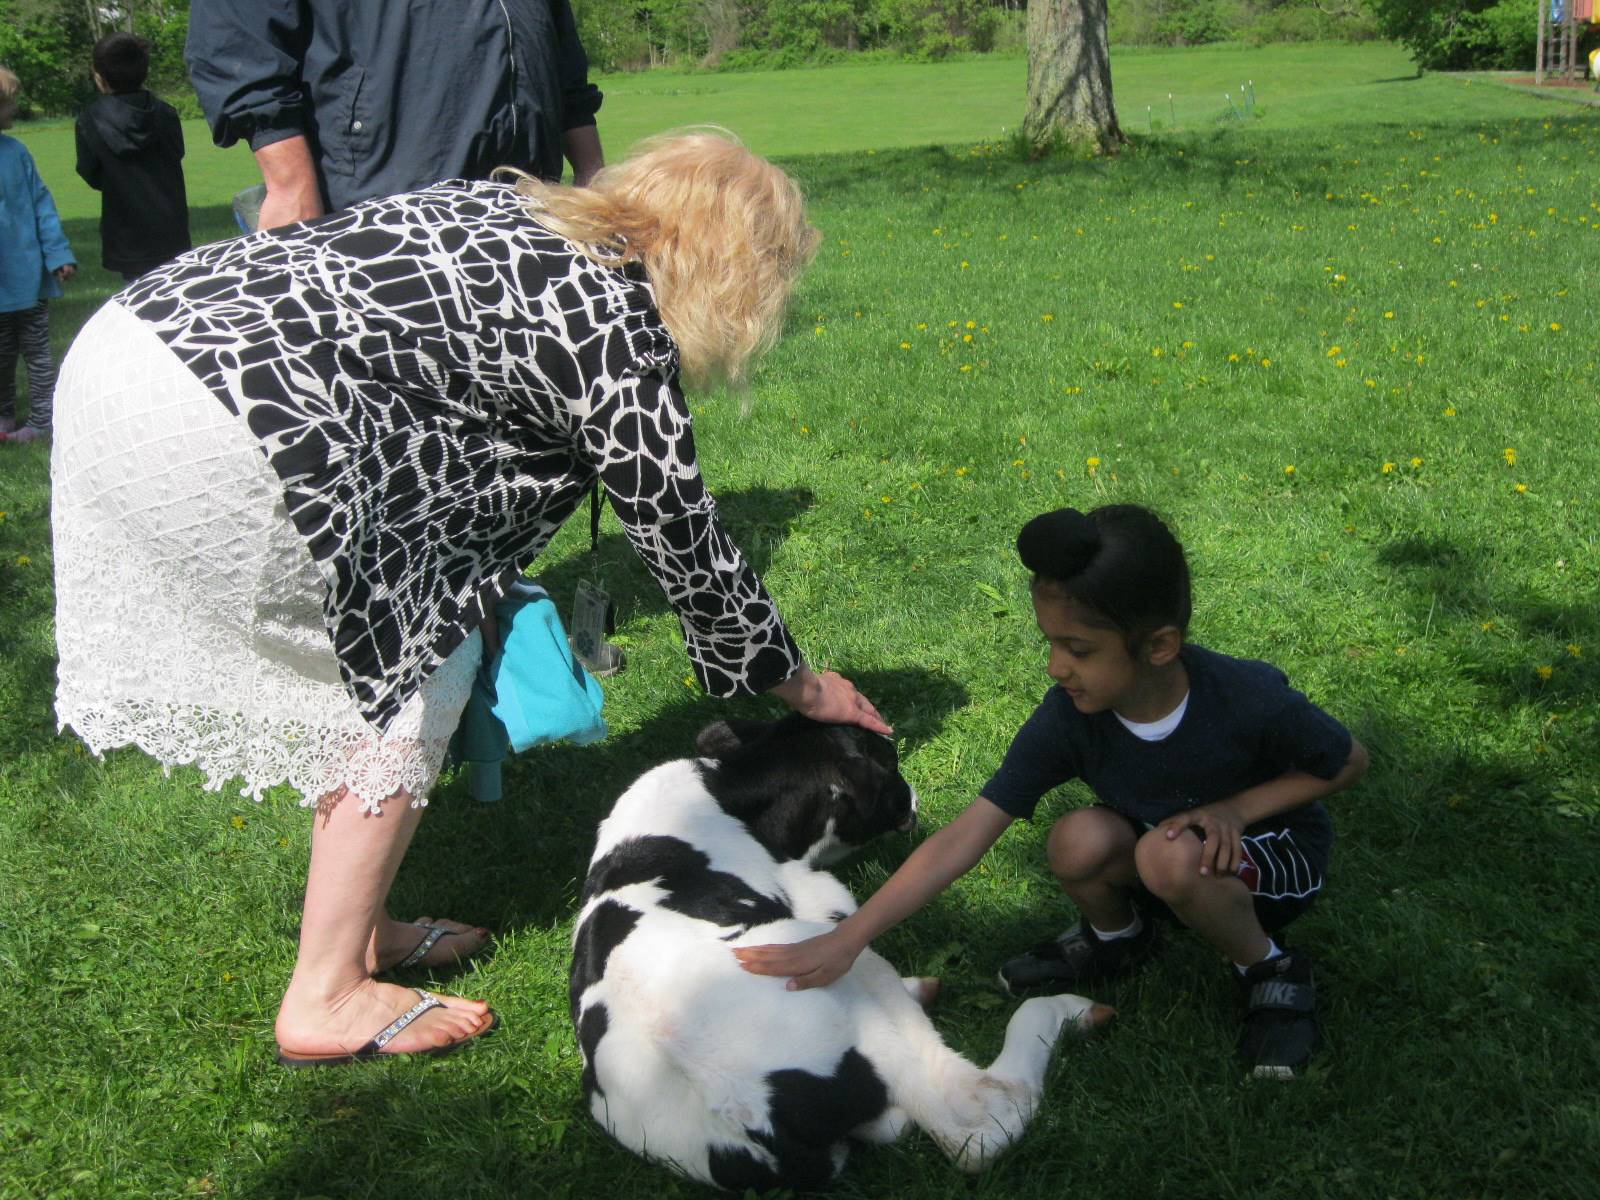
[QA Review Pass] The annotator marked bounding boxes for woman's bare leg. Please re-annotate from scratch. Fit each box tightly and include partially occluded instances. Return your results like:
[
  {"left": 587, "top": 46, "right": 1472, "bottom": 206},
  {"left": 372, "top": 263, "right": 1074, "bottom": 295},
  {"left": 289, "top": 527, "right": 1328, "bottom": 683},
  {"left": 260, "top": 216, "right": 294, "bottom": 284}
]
[{"left": 274, "top": 787, "right": 491, "bottom": 1057}]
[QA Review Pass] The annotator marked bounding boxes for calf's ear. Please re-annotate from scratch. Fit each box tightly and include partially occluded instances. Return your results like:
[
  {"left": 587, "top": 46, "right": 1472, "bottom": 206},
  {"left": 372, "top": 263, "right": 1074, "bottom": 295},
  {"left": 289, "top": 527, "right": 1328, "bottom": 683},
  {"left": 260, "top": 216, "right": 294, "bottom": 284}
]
[{"left": 694, "top": 718, "right": 770, "bottom": 758}]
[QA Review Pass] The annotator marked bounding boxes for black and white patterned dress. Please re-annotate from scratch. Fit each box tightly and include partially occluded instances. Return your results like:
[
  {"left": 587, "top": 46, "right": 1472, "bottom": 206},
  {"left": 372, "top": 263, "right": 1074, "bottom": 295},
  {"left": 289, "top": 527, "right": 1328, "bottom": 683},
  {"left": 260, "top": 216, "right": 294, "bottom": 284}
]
[{"left": 52, "top": 181, "right": 801, "bottom": 812}]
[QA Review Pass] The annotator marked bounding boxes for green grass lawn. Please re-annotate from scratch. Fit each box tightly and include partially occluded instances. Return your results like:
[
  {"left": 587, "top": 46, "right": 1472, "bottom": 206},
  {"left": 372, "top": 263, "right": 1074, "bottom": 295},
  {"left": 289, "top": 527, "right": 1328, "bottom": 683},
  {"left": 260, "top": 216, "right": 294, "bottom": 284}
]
[{"left": 4, "top": 43, "right": 1600, "bottom": 1200}]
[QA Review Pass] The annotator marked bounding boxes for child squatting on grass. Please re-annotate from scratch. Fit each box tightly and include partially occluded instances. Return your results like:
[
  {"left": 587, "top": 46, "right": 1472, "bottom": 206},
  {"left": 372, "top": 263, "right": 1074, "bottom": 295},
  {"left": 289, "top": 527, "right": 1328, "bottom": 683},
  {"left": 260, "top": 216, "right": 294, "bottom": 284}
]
[{"left": 737, "top": 503, "right": 1369, "bottom": 1079}]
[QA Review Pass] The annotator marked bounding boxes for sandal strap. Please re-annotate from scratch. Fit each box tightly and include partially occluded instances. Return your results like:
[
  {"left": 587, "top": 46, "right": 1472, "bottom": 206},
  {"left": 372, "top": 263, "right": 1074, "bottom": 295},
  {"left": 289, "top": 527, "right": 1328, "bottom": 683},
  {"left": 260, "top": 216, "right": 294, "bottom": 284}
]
[
  {"left": 396, "top": 922, "right": 450, "bottom": 969},
  {"left": 368, "top": 989, "right": 444, "bottom": 1051},
  {"left": 1246, "top": 978, "right": 1315, "bottom": 1015}
]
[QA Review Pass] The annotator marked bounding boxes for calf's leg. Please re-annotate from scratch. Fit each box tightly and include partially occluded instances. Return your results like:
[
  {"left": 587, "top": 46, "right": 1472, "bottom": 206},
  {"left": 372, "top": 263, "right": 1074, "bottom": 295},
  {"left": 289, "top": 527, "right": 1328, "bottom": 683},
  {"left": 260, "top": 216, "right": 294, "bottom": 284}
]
[{"left": 913, "top": 993, "right": 1114, "bottom": 1172}]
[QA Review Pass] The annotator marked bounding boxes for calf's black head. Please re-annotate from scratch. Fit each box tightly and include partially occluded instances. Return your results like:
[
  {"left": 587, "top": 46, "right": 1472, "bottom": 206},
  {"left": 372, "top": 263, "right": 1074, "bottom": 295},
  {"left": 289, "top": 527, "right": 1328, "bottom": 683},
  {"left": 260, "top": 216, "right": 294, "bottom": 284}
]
[{"left": 695, "top": 716, "right": 918, "bottom": 865}]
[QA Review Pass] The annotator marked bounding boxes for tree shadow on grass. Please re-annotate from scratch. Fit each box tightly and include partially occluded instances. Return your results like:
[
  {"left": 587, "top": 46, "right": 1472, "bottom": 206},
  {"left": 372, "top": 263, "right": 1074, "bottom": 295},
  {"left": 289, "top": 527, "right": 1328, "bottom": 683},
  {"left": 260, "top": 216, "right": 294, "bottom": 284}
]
[
  {"left": 1372, "top": 532, "right": 1600, "bottom": 708},
  {"left": 786, "top": 110, "right": 1600, "bottom": 220}
]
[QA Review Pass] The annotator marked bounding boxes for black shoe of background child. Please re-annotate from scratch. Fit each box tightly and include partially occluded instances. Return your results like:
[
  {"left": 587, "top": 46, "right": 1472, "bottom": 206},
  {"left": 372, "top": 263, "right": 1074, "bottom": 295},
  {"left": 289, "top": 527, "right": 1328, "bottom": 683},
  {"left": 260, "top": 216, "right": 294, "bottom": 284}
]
[
  {"left": 1237, "top": 949, "right": 1318, "bottom": 1080},
  {"left": 997, "top": 915, "right": 1156, "bottom": 997}
]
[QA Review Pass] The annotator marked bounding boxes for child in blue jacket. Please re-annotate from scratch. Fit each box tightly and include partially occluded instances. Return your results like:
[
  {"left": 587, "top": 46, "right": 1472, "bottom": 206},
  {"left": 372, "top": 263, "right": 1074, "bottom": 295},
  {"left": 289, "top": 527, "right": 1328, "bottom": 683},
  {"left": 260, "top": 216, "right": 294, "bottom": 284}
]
[{"left": 1, "top": 66, "right": 77, "bottom": 444}]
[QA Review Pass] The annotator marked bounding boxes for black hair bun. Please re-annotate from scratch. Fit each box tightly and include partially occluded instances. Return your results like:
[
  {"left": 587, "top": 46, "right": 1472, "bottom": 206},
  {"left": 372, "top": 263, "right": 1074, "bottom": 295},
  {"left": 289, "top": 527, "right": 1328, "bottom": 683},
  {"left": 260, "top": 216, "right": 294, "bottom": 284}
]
[{"left": 1017, "top": 508, "right": 1101, "bottom": 578}]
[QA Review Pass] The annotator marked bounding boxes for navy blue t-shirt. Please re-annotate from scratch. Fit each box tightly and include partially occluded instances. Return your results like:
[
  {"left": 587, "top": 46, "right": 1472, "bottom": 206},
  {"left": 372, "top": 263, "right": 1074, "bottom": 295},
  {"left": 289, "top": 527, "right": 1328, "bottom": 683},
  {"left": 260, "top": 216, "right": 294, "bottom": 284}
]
[{"left": 981, "top": 644, "right": 1350, "bottom": 860}]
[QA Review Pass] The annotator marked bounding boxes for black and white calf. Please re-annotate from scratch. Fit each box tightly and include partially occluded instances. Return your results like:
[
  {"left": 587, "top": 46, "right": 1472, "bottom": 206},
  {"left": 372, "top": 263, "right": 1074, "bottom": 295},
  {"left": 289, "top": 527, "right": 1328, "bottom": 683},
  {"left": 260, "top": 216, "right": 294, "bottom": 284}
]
[{"left": 569, "top": 715, "right": 1110, "bottom": 1190}]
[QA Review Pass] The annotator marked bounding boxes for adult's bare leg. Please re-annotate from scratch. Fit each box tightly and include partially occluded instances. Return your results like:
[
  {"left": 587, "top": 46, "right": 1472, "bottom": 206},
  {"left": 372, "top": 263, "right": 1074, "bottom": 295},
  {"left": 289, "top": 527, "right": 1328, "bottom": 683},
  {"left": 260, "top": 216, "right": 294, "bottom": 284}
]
[{"left": 274, "top": 787, "right": 492, "bottom": 1057}]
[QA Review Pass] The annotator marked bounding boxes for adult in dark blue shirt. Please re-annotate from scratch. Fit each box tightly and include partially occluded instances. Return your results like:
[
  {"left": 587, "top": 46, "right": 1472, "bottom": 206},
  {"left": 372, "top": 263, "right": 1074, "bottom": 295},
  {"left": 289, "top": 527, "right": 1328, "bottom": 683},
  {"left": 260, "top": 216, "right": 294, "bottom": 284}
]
[
  {"left": 187, "top": 0, "right": 605, "bottom": 230},
  {"left": 737, "top": 505, "right": 1368, "bottom": 1080}
]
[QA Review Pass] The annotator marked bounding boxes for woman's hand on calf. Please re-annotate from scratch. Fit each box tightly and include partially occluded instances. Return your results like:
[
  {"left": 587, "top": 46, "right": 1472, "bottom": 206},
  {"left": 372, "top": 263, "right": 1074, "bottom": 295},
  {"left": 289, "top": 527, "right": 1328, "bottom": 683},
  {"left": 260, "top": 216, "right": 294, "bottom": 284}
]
[{"left": 771, "top": 665, "right": 892, "bottom": 735}]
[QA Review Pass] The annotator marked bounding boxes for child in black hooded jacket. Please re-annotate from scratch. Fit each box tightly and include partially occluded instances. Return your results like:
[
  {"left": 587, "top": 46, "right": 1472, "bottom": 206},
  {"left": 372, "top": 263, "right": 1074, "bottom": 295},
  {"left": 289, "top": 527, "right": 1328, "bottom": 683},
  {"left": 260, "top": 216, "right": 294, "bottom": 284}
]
[{"left": 75, "top": 32, "right": 190, "bottom": 281}]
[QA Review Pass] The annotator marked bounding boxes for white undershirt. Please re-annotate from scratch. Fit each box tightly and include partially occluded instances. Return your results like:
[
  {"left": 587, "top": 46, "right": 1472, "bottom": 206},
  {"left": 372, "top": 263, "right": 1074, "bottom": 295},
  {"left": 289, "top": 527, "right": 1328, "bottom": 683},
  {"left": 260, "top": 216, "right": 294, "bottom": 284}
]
[{"left": 1114, "top": 691, "right": 1190, "bottom": 742}]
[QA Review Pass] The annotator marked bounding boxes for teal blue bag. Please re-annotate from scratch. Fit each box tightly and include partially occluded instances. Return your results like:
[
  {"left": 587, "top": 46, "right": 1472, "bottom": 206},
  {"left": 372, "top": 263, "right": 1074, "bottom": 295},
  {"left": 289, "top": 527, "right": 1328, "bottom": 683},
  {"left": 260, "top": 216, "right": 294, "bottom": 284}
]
[{"left": 449, "top": 580, "right": 607, "bottom": 801}]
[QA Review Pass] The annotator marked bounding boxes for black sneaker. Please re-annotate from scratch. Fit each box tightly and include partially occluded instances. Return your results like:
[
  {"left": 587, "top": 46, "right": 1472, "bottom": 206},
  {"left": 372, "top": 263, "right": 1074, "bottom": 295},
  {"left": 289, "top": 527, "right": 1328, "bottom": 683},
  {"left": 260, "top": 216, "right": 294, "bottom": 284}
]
[
  {"left": 1237, "top": 949, "right": 1318, "bottom": 1080},
  {"left": 997, "top": 916, "right": 1155, "bottom": 997}
]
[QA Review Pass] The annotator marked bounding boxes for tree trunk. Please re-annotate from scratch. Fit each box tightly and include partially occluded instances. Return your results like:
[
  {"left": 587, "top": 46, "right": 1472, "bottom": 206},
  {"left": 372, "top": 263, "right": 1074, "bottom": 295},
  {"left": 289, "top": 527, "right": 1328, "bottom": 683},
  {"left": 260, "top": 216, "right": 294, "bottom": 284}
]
[
  {"left": 1024, "top": 0, "right": 1123, "bottom": 156},
  {"left": 700, "top": 0, "right": 742, "bottom": 64}
]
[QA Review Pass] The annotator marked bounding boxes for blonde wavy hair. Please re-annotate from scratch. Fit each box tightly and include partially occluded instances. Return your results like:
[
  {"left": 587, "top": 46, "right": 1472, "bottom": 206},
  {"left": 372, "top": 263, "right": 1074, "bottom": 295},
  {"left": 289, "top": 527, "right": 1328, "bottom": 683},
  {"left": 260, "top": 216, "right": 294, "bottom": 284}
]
[{"left": 509, "top": 130, "right": 819, "bottom": 389}]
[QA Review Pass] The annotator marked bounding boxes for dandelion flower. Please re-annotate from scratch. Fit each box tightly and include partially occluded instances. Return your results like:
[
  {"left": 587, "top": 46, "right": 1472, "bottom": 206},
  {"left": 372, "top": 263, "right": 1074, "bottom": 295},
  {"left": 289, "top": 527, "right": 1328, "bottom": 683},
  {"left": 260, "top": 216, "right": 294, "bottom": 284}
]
[
  {"left": 1567, "top": 643, "right": 1582, "bottom": 658},
  {"left": 1382, "top": 462, "right": 1395, "bottom": 474},
  {"left": 900, "top": 342, "right": 911, "bottom": 350},
  {"left": 1550, "top": 322, "right": 1562, "bottom": 332},
  {"left": 955, "top": 466, "right": 969, "bottom": 477},
  {"left": 1042, "top": 313, "right": 1055, "bottom": 322},
  {"left": 1410, "top": 457, "right": 1423, "bottom": 468},
  {"left": 1173, "top": 301, "right": 1184, "bottom": 309},
  {"left": 1443, "top": 406, "right": 1456, "bottom": 416},
  {"left": 1284, "top": 464, "right": 1296, "bottom": 476},
  {"left": 15, "top": 555, "right": 29, "bottom": 566},
  {"left": 1086, "top": 456, "right": 1101, "bottom": 468},
  {"left": 1514, "top": 483, "right": 1528, "bottom": 494},
  {"left": 1536, "top": 664, "right": 1553, "bottom": 681},
  {"left": 1503, "top": 447, "right": 1517, "bottom": 466}
]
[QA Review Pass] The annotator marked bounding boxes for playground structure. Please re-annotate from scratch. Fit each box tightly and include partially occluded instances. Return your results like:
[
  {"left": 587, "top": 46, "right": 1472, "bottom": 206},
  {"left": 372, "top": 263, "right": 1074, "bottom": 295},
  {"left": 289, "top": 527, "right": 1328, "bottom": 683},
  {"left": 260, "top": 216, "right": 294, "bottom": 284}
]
[{"left": 1536, "top": 0, "right": 1595, "bottom": 84}]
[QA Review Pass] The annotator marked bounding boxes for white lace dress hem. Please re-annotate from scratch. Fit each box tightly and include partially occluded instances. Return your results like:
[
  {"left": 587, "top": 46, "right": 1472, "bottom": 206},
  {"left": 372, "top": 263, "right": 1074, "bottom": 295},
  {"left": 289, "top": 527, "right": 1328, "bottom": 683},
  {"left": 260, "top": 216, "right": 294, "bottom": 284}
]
[{"left": 51, "top": 301, "right": 481, "bottom": 815}]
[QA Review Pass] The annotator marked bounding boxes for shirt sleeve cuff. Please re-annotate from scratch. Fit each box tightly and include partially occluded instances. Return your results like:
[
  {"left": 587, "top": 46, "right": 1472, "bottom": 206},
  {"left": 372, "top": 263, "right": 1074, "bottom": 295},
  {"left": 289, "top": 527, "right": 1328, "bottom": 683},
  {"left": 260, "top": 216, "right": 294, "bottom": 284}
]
[
  {"left": 246, "top": 121, "right": 309, "bottom": 153},
  {"left": 562, "top": 84, "right": 604, "bottom": 130},
  {"left": 684, "top": 625, "right": 804, "bottom": 699}
]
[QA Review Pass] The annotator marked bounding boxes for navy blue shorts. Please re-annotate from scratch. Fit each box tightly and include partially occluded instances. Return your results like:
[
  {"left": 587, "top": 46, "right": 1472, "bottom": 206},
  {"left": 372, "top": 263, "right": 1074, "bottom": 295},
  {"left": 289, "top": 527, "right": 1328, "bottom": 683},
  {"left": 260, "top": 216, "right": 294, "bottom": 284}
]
[{"left": 1104, "top": 805, "right": 1328, "bottom": 934}]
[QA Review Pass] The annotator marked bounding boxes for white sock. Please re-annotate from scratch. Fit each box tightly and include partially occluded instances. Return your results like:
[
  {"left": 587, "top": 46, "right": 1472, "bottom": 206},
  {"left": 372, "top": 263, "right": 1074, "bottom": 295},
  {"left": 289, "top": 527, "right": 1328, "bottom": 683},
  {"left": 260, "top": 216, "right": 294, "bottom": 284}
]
[
  {"left": 1235, "top": 938, "right": 1283, "bottom": 975},
  {"left": 1089, "top": 911, "right": 1144, "bottom": 941}
]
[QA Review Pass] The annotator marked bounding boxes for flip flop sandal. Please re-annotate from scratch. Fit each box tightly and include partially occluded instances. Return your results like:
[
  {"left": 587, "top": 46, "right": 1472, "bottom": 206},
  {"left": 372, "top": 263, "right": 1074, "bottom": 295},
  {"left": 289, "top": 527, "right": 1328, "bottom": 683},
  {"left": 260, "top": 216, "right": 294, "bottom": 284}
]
[
  {"left": 387, "top": 919, "right": 488, "bottom": 973},
  {"left": 275, "top": 988, "right": 499, "bottom": 1068}
]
